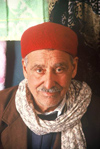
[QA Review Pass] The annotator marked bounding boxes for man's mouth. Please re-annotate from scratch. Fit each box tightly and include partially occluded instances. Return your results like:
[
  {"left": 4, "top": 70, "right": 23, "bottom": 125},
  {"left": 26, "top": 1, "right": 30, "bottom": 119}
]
[{"left": 40, "top": 90, "right": 60, "bottom": 98}]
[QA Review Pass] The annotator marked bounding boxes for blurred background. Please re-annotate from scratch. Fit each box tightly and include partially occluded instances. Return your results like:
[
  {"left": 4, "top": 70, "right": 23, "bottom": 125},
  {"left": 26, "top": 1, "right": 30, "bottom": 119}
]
[{"left": 0, "top": 0, "right": 100, "bottom": 97}]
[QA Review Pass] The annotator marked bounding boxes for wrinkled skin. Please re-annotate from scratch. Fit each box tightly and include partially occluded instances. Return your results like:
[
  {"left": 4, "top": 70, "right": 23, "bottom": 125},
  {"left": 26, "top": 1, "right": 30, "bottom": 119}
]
[{"left": 22, "top": 49, "right": 78, "bottom": 113}]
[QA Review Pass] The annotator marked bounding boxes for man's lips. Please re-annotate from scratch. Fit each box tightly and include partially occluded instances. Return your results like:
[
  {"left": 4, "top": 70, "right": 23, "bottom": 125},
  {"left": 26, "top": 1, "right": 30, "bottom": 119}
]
[{"left": 40, "top": 91, "right": 59, "bottom": 97}]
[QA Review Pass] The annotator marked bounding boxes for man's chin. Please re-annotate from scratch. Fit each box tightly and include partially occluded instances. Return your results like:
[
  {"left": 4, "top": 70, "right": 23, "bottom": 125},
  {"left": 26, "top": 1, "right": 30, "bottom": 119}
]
[{"left": 34, "top": 95, "right": 62, "bottom": 112}]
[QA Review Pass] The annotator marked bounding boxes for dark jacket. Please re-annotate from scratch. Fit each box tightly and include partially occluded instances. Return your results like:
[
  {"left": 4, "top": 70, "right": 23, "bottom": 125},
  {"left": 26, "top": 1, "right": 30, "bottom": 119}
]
[{"left": 0, "top": 86, "right": 100, "bottom": 149}]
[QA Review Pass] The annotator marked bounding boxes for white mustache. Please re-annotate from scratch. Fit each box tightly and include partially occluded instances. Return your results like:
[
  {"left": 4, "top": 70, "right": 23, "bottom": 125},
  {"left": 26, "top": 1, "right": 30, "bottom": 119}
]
[{"left": 37, "top": 86, "right": 62, "bottom": 93}]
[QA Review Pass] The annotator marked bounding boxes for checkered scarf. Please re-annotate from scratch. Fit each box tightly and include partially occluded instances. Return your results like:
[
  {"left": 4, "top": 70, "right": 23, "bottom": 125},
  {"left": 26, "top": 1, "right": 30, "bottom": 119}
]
[{"left": 15, "top": 79, "right": 91, "bottom": 149}]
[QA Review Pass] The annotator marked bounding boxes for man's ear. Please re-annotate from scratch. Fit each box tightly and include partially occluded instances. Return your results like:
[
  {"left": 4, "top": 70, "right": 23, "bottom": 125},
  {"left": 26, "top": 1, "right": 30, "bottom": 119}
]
[
  {"left": 72, "top": 57, "right": 78, "bottom": 78},
  {"left": 22, "top": 59, "right": 27, "bottom": 79}
]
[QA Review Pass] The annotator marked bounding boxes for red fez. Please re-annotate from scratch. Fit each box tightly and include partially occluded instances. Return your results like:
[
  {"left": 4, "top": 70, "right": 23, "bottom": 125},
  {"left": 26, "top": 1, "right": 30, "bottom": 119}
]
[{"left": 21, "top": 22, "right": 78, "bottom": 58}]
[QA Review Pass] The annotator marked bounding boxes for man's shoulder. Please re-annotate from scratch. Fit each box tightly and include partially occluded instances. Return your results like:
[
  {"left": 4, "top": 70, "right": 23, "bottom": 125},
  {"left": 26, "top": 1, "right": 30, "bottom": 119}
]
[
  {"left": 0, "top": 86, "right": 18, "bottom": 99},
  {"left": 82, "top": 94, "right": 100, "bottom": 126},
  {"left": 0, "top": 85, "right": 18, "bottom": 93},
  {"left": 87, "top": 94, "right": 100, "bottom": 121},
  {"left": 0, "top": 86, "right": 18, "bottom": 115},
  {"left": 82, "top": 94, "right": 100, "bottom": 148}
]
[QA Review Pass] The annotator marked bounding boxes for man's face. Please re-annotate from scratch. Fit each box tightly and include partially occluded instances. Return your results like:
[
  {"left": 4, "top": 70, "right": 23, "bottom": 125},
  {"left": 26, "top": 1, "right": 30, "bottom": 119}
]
[{"left": 22, "top": 49, "right": 78, "bottom": 113}]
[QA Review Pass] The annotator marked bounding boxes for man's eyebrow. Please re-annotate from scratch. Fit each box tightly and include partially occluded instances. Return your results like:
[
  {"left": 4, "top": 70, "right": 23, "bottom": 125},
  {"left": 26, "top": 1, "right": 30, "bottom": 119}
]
[
  {"left": 30, "top": 63, "right": 68, "bottom": 70},
  {"left": 54, "top": 62, "right": 68, "bottom": 68},
  {"left": 30, "top": 64, "right": 45, "bottom": 70}
]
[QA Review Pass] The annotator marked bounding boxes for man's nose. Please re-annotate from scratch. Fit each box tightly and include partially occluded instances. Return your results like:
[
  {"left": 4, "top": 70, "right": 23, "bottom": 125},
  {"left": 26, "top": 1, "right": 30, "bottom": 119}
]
[{"left": 43, "top": 71, "right": 56, "bottom": 89}]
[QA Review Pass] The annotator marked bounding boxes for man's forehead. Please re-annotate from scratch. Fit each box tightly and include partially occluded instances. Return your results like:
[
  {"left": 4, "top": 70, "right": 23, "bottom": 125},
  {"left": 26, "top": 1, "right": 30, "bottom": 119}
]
[
  {"left": 27, "top": 49, "right": 71, "bottom": 68},
  {"left": 27, "top": 49, "right": 71, "bottom": 59},
  {"left": 31, "top": 62, "right": 69, "bottom": 67}
]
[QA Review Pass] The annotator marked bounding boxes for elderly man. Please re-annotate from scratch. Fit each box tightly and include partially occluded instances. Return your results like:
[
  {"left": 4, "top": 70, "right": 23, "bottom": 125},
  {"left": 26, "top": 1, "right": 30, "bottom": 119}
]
[{"left": 0, "top": 22, "right": 100, "bottom": 149}]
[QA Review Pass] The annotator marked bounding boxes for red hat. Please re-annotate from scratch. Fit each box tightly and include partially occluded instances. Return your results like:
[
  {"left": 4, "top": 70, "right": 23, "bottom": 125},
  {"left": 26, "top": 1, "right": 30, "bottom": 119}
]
[{"left": 21, "top": 22, "right": 78, "bottom": 58}]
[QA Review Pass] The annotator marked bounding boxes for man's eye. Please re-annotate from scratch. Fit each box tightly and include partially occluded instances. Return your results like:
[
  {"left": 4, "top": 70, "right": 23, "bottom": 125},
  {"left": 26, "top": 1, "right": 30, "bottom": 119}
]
[
  {"left": 56, "top": 67, "right": 64, "bottom": 73},
  {"left": 36, "top": 69, "right": 43, "bottom": 73}
]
